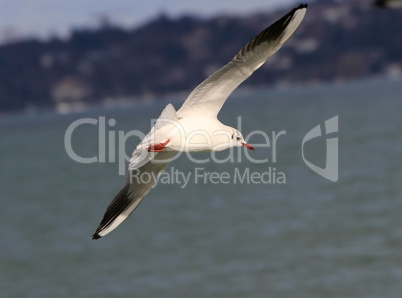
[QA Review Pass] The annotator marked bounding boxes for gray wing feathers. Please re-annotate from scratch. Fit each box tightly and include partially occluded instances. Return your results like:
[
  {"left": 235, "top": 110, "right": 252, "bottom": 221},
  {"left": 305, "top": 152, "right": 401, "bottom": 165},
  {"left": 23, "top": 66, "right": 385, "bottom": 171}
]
[
  {"left": 92, "top": 151, "right": 176, "bottom": 239},
  {"left": 177, "top": 4, "right": 307, "bottom": 119}
]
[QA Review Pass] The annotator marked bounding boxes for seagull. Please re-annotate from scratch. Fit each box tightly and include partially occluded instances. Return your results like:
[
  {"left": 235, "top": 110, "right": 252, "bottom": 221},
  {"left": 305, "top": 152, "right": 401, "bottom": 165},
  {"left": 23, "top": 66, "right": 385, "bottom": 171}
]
[
  {"left": 92, "top": 4, "right": 307, "bottom": 239},
  {"left": 374, "top": 0, "right": 402, "bottom": 8}
]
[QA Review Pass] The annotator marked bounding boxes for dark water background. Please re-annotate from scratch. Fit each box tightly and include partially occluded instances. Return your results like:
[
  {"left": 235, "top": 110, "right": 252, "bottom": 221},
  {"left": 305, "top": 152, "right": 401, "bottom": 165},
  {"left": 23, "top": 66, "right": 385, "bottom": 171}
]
[{"left": 1, "top": 77, "right": 401, "bottom": 297}]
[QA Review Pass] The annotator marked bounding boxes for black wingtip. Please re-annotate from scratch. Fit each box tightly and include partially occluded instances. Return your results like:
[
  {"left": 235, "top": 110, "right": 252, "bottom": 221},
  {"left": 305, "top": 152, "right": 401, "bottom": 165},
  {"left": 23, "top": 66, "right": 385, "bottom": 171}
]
[
  {"left": 92, "top": 233, "right": 102, "bottom": 240},
  {"left": 291, "top": 4, "right": 308, "bottom": 16},
  {"left": 234, "top": 2, "right": 308, "bottom": 60},
  {"left": 297, "top": 4, "right": 308, "bottom": 10}
]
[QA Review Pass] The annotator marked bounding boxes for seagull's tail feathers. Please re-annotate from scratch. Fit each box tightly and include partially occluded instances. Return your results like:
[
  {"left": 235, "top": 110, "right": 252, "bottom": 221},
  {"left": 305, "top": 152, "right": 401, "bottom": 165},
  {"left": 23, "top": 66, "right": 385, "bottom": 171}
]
[
  {"left": 153, "top": 103, "right": 178, "bottom": 131},
  {"left": 129, "top": 104, "right": 179, "bottom": 170}
]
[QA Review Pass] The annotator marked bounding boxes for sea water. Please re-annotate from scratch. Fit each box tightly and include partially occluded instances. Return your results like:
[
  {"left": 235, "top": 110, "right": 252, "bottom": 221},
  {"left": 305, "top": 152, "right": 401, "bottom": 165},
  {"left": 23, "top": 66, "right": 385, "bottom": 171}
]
[{"left": 1, "top": 77, "right": 401, "bottom": 297}]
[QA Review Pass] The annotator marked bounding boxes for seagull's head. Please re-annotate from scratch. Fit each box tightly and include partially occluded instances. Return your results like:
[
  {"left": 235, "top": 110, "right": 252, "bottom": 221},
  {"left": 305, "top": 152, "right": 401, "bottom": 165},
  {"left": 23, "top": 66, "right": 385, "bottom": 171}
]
[{"left": 231, "top": 129, "right": 254, "bottom": 151}]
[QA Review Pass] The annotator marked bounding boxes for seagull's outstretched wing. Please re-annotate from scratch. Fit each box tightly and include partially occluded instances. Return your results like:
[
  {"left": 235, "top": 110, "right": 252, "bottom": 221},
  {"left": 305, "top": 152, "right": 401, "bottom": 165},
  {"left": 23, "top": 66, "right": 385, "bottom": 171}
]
[
  {"left": 177, "top": 4, "right": 307, "bottom": 119},
  {"left": 93, "top": 104, "right": 178, "bottom": 239},
  {"left": 92, "top": 150, "right": 176, "bottom": 239}
]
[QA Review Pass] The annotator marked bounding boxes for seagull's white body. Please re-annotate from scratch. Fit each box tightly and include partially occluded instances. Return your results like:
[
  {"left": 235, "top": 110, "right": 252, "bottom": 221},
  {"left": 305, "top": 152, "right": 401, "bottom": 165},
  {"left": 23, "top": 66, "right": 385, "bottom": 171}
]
[
  {"left": 93, "top": 4, "right": 307, "bottom": 239},
  {"left": 134, "top": 109, "right": 237, "bottom": 155}
]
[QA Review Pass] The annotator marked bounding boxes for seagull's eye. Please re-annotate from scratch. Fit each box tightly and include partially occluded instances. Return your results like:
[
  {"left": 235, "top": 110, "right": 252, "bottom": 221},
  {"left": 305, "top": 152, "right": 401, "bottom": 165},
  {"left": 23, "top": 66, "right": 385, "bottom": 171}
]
[{"left": 236, "top": 136, "right": 241, "bottom": 141}]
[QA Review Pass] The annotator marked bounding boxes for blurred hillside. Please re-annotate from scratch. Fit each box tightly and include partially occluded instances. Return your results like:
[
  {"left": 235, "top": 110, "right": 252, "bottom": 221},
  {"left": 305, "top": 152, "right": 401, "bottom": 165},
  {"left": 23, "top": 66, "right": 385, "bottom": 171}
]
[{"left": 0, "top": 0, "right": 401, "bottom": 113}]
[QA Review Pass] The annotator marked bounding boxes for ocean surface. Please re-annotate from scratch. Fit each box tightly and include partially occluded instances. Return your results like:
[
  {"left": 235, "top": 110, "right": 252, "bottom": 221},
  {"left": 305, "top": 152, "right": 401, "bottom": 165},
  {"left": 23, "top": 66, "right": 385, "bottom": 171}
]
[{"left": 1, "top": 77, "right": 402, "bottom": 298}]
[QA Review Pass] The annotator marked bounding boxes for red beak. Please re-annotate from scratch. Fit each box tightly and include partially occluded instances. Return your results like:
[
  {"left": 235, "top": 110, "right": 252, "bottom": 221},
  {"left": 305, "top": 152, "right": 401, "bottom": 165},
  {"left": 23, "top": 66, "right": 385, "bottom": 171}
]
[{"left": 241, "top": 142, "right": 254, "bottom": 151}]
